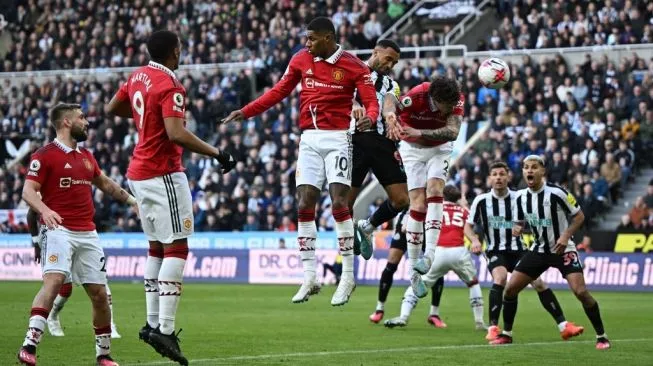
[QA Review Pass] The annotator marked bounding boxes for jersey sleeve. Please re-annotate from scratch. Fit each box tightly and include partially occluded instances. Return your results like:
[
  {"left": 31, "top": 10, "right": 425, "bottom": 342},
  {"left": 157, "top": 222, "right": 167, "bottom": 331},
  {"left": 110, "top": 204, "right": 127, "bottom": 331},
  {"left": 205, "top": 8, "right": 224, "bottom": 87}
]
[
  {"left": 25, "top": 152, "right": 48, "bottom": 186},
  {"left": 115, "top": 80, "right": 130, "bottom": 101},
  {"left": 160, "top": 87, "right": 187, "bottom": 119},
  {"left": 467, "top": 195, "right": 481, "bottom": 224},
  {"left": 397, "top": 83, "right": 424, "bottom": 113},
  {"left": 241, "top": 54, "right": 302, "bottom": 118},
  {"left": 354, "top": 65, "right": 379, "bottom": 122},
  {"left": 90, "top": 153, "right": 102, "bottom": 178},
  {"left": 453, "top": 93, "right": 465, "bottom": 116},
  {"left": 552, "top": 188, "right": 581, "bottom": 216}
]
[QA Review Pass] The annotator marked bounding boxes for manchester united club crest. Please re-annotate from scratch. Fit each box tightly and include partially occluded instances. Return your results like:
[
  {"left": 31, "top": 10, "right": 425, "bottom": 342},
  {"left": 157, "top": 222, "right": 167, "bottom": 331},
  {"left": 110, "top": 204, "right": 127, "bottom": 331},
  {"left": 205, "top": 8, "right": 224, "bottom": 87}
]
[
  {"left": 48, "top": 254, "right": 58, "bottom": 264},
  {"left": 82, "top": 158, "right": 93, "bottom": 171},
  {"left": 183, "top": 218, "right": 192, "bottom": 231},
  {"left": 332, "top": 68, "right": 345, "bottom": 82}
]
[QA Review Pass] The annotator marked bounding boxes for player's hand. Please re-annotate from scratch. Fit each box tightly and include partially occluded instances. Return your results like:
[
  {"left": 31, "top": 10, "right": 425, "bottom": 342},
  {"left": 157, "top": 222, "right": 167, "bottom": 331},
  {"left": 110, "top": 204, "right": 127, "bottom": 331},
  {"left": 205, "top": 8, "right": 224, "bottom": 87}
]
[
  {"left": 352, "top": 106, "right": 366, "bottom": 120},
  {"left": 42, "top": 209, "right": 63, "bottom": 229},
  {"left": 512, "top": 222, "right": 524, "bottom": 237},
  {"left": 356, "top": 116, "right": 373, "bottom": 131},
  {"left": 131, "top": 202, "right": 140, "bottom": 219},
  {"left": 221, "top": 110, "right": 245, "bottom": 124},
  {"left": 216, "top": 150, "right": 236, "bottom": 174},
  {"left": 400, "top": 126, "right": 421, "bottom": 139},
  {"left": 554, "top": 234, "right": 569, "bottom": 255},
  {"left": 470, "top": 240, "right": 482, "bottom": 254},
  {"left": 33, "top": 245, "right": 41, "bottom": 264}
]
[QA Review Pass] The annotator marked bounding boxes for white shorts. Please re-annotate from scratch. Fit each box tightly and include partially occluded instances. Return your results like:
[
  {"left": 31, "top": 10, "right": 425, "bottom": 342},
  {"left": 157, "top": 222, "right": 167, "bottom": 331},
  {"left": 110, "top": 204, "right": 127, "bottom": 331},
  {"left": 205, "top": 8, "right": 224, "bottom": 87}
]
[
  {"left": 422, "top": 246, "right": 477, "bottom": 288},
  {"left": 128, "top": 172, "right": 193, "bottom": 244},
  {"left": 399, "top": 141, "right": 453, "bottom": 191},
  {"left": 296, "top": 130, "right": 352, "bottom": 189},
  {"left": 41, "top": 227, "right": 106, "bottom": 285}
]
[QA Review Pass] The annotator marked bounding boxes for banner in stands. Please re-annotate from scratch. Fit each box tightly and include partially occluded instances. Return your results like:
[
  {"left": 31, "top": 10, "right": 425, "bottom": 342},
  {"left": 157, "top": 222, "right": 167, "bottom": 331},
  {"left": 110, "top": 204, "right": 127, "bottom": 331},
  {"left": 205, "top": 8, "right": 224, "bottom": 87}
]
[
  {"left": 586, "top": 230, "right": 653, "bottom": 252},
  {"left": 1, "top": 245, "right": 652, "bottom": 292}
]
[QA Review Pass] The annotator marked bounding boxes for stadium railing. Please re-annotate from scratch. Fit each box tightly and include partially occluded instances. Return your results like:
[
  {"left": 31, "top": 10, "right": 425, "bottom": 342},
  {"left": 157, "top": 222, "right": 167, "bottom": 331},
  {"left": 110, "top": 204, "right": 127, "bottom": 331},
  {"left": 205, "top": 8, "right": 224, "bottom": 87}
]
[{"left": 443, "top": 0, "right": 492, "bottom": 45}]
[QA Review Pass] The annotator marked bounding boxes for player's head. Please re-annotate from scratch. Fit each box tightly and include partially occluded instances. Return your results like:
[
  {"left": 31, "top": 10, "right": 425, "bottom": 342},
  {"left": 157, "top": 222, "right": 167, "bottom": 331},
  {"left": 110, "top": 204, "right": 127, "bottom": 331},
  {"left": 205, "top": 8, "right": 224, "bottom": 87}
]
[
  {"left": 522, "top": 155, "right": 546, "bottom": 189},
  {"left": 49, "top": 103, "right": 88, "bottom": 142},
  {"left": 489, "top": 161, "right": 510, "bottom": 191},
  {"left": 443, "top": 185, "right": 461, "bottom": 203},
  {"left": 428, "top": 76, "right": 461, "bottom": 115},
  {"left": 147, "top": 30, "right": 181, "bottom": 70},
  {"left": 370, "top": 39, "right": 400, "bottom": 75},
  {"left": 305, "top": 17, "right": 336, "bottom": 58}
]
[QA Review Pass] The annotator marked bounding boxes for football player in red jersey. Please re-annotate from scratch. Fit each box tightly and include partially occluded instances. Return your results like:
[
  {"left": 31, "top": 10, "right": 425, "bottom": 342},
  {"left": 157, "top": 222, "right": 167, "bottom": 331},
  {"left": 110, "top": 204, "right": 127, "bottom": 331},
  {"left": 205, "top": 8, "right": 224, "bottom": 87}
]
[
  {"left": 27, "top": 207, "right": 121, "bottom": 339},
  {"left": 18, "top": 103, "right": 138, "bottom": 366},
  {"left": 384, "top": 185, "right": 487, "bottom": 329},
  {"left": 107, "top": 30, "right": 235, "bottom": 366},
  {"left": 223, "top": 17, "right": 379, "bottom": 306},
  {"left": 384, "top": 76, "right": 465, "bottom": 289}
]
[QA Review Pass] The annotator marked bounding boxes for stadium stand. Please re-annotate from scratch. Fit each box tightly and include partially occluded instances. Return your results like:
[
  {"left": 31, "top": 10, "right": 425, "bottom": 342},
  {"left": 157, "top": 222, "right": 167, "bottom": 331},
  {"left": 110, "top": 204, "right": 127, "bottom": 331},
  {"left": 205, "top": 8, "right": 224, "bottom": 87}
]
[
  {"left": 0, "top": 1, "right": 651, "bottom": 234},
  {"left": 482, "top": 0, "right": 653, "bottom": 50}
]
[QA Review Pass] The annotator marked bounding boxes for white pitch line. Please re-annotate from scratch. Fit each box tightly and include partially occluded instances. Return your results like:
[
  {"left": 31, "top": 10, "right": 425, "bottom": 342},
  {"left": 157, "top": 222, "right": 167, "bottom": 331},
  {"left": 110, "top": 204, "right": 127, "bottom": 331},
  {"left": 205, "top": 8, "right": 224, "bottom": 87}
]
[{"left": 123, "top": 338, "right": 652, "bottom": 365}]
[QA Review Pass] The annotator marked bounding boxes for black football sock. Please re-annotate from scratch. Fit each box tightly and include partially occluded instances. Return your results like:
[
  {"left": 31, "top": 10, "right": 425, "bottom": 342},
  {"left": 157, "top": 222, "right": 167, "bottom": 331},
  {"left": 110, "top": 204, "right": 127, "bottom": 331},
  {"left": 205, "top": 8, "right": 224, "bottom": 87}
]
[
  {"left": 538, "top": 288, "right": 566, "bottom": 324},
  {"left": 489, "top": 284, "right": 504, "bottom": 326},
  {"left": 369, "top": 199, "right": 402, "bottom": 228}
]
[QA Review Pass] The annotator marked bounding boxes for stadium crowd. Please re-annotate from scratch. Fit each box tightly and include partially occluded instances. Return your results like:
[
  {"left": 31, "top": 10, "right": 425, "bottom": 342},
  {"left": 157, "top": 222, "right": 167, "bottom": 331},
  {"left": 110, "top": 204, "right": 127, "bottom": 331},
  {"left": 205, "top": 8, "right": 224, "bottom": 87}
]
[{"left": 484, "top": 0, "right": 653, "bottom": 50}]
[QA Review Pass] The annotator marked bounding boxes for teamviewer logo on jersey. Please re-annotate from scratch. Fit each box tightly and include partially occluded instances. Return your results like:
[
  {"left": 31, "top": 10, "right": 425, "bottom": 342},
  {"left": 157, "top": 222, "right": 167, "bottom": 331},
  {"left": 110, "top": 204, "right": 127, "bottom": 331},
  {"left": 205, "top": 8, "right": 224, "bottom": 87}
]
[{"left": 60, "top": 177, "right": 72, "bottom": 188}]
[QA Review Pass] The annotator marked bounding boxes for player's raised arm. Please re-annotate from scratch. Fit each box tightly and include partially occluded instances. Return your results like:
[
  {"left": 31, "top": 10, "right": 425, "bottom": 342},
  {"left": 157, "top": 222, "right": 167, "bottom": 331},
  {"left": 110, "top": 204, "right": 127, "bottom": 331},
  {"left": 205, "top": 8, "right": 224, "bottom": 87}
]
[
  {"left": 106, "top": 81, "right": 133, "bottom": 118},
  {"left": 222, "top": 58, "right": 303, "bottom": 124}
]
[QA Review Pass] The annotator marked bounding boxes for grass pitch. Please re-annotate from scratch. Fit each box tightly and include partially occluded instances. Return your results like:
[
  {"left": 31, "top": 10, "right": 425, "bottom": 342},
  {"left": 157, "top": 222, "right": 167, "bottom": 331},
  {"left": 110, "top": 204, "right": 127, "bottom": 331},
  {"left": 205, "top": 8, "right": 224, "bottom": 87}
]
[{"left": 1, "top": 282, "right": 651, "bottom": 365}]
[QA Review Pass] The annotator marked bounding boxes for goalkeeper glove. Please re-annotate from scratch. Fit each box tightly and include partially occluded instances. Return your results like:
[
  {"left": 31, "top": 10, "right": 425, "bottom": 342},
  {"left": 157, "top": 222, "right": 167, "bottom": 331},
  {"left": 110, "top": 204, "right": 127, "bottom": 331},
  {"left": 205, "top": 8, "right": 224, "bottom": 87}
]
[{"left": 216, "top": 150, "right": 236, "bottom": 173}]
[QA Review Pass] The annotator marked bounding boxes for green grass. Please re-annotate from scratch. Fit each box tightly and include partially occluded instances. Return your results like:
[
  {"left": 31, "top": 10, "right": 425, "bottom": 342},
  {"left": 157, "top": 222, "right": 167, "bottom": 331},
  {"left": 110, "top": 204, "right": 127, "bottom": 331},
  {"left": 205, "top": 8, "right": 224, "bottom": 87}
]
[{"left": 1, "top": 282, "right": 652, "bottom": 365}]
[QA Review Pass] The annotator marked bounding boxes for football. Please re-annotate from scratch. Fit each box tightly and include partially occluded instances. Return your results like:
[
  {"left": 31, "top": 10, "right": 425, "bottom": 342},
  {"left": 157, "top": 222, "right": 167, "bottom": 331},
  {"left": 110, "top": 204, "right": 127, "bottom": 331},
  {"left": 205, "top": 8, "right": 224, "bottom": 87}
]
[{"left": 478, "top": 57, "right": 511, "bottom": 89}]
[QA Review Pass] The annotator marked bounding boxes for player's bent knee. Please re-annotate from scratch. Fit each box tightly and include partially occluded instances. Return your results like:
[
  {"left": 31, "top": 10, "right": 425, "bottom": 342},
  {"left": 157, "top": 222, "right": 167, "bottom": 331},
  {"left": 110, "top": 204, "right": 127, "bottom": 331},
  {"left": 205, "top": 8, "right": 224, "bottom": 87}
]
[
  {"left": 84, "top": 284, "right": 108, "bottom": 307},
  {"left": 391, "top": 195, "right": 410, "bottom": 211}
]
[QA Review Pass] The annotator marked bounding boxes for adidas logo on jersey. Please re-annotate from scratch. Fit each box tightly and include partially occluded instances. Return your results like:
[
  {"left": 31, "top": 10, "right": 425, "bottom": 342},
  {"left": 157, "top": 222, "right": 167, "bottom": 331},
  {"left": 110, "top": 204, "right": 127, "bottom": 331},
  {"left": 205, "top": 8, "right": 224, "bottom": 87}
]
[
  {"left": 306, "top": 69, "right": 313, "bottom": 75},
  {"left": 337, "top": 172, "right": 345, "bottom": 178},
  {"left": 64, "top": 163, "right": 72, "bottom": 169}
]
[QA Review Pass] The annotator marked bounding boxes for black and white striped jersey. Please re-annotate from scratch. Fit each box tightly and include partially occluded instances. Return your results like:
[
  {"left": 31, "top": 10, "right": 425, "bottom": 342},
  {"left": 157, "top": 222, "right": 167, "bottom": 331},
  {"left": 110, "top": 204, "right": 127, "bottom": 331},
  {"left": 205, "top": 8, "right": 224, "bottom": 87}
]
[
  {"left": 468, "top": 189, "right": 524, "bottom": 252},
  {"left": 515, "top": 182, "right": 581, "bottom": 254},
  {"left": 350, "top": 67, "right": 400, "bottom": 135}
]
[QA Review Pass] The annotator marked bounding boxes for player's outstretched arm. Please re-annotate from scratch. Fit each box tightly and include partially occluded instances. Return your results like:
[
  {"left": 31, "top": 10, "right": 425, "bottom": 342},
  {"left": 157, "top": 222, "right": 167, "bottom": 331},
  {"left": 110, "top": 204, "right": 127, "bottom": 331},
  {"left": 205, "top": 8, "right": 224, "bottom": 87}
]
[
  {"left": 464, "top": 222, "right": 483, "bottom": 254},
  {"left": 92, "top": 174, "right": 139, "bottom": 215},
  {"left": 106, "top": 94, "right": 133, "bottom": 118},
  {"left": 164, "top": 117, "right": 236, "bottom": 173},
  {"left": 404, "top": 114, "right": 463, "bottom": 141},
  {"left": 22, "top": 180, "right": 62, "bottom": 229}
]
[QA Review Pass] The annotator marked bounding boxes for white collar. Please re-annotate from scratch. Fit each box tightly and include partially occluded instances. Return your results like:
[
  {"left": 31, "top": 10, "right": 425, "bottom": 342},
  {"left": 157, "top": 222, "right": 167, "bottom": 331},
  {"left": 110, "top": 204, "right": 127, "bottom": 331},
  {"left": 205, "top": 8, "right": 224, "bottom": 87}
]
[
  {"left": 313, "top": 45, "right": 344, "bottom": 64},
  {"left": 147, "top": 61, "right": 177, "bottom": 79},
  {"left": 54, "top": 138, "right": 80, "bottom": 154},
  {"left": 527, "top": 182, "right": 546, "bottom": 194},
  {"left": 491, "top": 189, "right": 511, "bottom": 199}
]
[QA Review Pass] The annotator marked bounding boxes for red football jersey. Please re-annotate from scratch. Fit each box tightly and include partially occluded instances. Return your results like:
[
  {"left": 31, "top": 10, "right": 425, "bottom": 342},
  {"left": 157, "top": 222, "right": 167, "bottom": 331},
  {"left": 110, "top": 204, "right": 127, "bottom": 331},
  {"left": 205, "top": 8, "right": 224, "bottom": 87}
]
[
  {"left": 115, "top": 61, "right": 186, "bottom": 180},
  {"left": 25, "top": 140, "right": 102, "bottom": 231},
  {"left": 438, "top": 201, "right": 469, "bottom": 248},
  {"left": 241, "top": 47, "right": 379, "bottom": 130},
  {"left": 398, "top": 82, "right": 465, "bottom": 147}
]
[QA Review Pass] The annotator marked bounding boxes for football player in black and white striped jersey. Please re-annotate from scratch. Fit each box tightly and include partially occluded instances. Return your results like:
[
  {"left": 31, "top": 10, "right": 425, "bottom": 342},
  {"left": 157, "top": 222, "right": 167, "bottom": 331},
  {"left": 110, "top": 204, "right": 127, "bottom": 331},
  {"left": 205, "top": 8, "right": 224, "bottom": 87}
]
[
  {"left": 466, "top": 162, "right": 583, "bottom": 342},
  {"left": 491, "top": 155, "right": 610, "bottom": 350}
]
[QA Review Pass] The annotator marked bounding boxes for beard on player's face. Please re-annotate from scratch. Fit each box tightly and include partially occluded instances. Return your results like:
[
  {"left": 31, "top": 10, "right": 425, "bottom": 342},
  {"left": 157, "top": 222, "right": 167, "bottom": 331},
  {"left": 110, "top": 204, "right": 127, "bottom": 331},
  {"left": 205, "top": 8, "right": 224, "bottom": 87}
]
[{"left": 70, "top": 122, "right": 88, "bottom": 142}]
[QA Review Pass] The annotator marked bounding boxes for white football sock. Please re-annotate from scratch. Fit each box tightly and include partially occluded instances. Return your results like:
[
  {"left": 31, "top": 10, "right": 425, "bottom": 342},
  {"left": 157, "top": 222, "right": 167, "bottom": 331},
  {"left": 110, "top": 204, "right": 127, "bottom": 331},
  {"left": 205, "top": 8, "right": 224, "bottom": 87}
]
[
  {"left": 298, "top": 220, "right": 317, "bottom": 283},
  {"left": 406, "top": 211, "right": 425, "bottom": 270},
  {"left": 469, "top": 284, "right": 484, "bottom": 323},
  {"left": 334, "top": 211, "right": 354, "bottom": 281},
  {"left": 558, "top": 321, "right": 568, "bottom": 332},
  {"left": 425, "top": 197, "right": 443, "bottom": 260},
  {"left": 430, "top": 305, "right": 440, "bottom": 316},
  {"left": 158, "top": 257, "right": 185, "bottom": 335},
  {"left": 376, "top": 301, "right": 385, "bottom": 311},
  {"left": 144, "top": 255, "right": 162, "bottom": 328},
  {"left": 94, "top": 325, "right": 111, "bottom": 357},
  {"left": 400, "top": 287, "right": 419, "bottom": 321},
  {"left": 23, "top": 309, "right": 47, "bottom": 347}
]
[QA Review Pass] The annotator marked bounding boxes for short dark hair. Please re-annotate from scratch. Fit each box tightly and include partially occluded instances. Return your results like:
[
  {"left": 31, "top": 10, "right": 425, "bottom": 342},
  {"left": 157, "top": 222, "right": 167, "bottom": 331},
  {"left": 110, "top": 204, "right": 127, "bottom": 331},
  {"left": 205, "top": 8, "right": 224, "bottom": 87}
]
[
  {"left": 443, "top": 185, "right": 462, "bottom": 203},
  {"left": 307, "top": 17, "right": 336, "bottom": 36},
  {"left": 49, "top": 103, "right": 81, "bottom": 129},
  {"left": 489, "top": 161, "right": 510, "bottom": 173},
  {"left": 376, "top": 39, "right": 401, "bottom": 55},
  {"left": 147, "top": 30, "right": 179, "bottom": 63},
  {"left": 428, "top": 76, "right": 461, "bottom": 105}
]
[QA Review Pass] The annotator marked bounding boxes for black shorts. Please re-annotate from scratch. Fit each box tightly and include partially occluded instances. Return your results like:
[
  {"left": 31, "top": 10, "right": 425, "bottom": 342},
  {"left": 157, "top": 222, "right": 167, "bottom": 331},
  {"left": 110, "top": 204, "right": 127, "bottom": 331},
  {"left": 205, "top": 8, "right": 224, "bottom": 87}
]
[
  {"left": 486, "top": 251, "right": 524, "bottom": 273},
  {"left": 515, "top": 251, "right": 584, "bottom": 279},
  {"left": 351, "top": 132, "right": 407, "bottom": 188}
]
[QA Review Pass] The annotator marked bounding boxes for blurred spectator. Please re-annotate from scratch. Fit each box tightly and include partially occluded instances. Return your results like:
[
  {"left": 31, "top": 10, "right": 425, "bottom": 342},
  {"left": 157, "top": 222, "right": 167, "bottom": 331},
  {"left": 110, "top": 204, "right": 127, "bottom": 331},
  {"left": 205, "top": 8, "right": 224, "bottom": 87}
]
[
  {"left": 600, "top": 152, "right": 621, "bottom": 203},
  {"left": 629, "top": 197, "right": 649, "bottom": 230}
]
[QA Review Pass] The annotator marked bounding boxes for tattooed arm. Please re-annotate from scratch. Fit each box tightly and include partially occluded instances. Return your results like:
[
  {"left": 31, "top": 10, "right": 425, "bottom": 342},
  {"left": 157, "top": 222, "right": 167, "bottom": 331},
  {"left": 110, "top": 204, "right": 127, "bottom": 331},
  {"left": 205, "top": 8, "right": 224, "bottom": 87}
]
[
  {"left": 401, "top": 114, "right": 463, "bottom": 141},
  {"left": 92, "top": 174, "right": 137, "bottom": 205}
]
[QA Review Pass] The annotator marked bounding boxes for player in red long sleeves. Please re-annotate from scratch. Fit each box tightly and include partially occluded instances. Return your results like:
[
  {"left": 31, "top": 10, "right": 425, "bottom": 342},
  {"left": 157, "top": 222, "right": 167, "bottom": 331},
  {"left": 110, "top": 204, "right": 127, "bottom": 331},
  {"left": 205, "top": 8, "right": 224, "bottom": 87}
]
[
  {"left": 384, "top": 77, "right": 465, "bottom": 287},
  {"left": 223, "top": 17, "right": 379, "bottom": 306},
  {"left": 107, "top": 30, "right": 235, "bottom": 365},
  {"left": 17, "top": 103, "right": 136, "bottom": 366}
]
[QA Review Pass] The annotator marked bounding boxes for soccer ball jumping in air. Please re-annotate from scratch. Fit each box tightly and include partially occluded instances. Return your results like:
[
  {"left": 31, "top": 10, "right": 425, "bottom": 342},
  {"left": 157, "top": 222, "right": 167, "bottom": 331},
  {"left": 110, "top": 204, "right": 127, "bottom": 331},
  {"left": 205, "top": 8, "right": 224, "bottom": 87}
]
[{"left": 478, "top": 57, "right": 510, "bottom": 89}]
